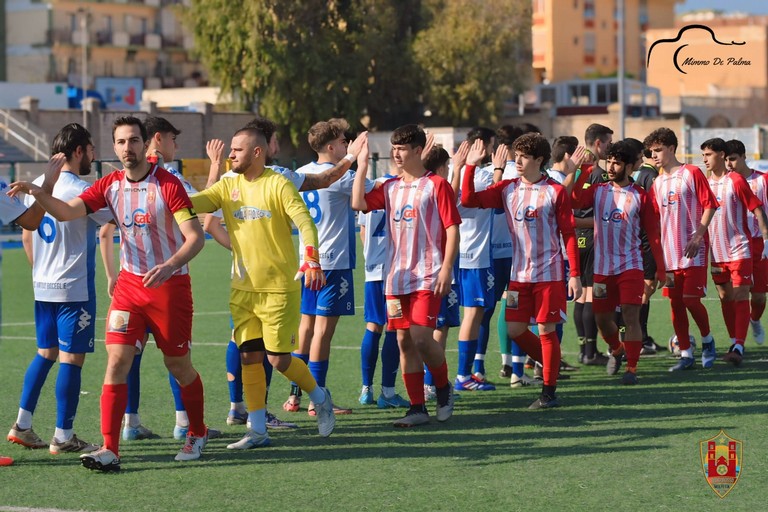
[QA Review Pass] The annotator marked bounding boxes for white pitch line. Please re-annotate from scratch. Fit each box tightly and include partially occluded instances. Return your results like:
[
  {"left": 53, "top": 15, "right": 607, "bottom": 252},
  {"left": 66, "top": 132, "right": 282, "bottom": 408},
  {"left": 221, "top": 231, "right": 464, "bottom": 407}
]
[{"left": 0, "top": 508, "right": 96, "bottom": 512}]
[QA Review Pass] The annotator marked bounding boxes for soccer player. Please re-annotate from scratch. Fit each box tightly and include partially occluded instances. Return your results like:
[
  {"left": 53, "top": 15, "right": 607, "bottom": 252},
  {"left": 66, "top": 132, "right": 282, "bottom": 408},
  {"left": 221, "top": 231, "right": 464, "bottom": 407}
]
[
  {"left": 8, "top": 124, "right": 110, "bottom": 455},
  {"left": 190, "top": 123, "right": 338, "bottom": 449},
  {"left": 358, "top": 149, "right": 409, "bottom": 408},
  {"left": 9, "top": 116, "right": 209, "bottom": 471},
  {"left": 292, "top": 118, "right": 369, "bottom": 416},
  {"left": 703, "top": 138, "right": 768, "bottom": 366},
  {"left": 644, "top": 127, "right": 718, "bottom": 371},
  {"left": 461, "top": 133, "right": 581, "bottom": 409},
  {"left": 351, "top": 124, "right": 459, "bottom": 427},
  {"left": 725, "top": 139, "right": 768, "bottom": 346},
  {"left": 566, "top": 140, "right": 666, "bottom": 384},
  {"left": 1, "top": 154, "right": 62, "bottom": 468}
]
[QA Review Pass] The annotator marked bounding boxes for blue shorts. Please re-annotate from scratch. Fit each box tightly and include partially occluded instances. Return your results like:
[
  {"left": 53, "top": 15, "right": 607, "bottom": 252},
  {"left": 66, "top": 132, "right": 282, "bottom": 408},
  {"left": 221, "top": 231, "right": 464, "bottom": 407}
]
[
  {"left": 363, "top": 280, "right": 387, "bottom": 325},
  {"left": 301, "top": 269, "right": 355, "bottom": 317},
  {"left": 492, "top": 257, "right": 512, "bottom": 302},
  {"left": 458, "top": 268, "right": 495, "bottom": 308},
  {"left": 34, "top": 300, "right": 96, "bottom": 353},
  {"left": 437, "top": 284, "right": 460, "bottom": 328}
]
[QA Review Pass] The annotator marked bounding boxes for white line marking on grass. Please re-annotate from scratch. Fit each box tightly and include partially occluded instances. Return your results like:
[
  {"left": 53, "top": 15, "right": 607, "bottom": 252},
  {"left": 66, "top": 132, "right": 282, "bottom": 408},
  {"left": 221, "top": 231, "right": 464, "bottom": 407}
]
[{"left": 0, "top": 508, "right": 97, "bottom": 512}]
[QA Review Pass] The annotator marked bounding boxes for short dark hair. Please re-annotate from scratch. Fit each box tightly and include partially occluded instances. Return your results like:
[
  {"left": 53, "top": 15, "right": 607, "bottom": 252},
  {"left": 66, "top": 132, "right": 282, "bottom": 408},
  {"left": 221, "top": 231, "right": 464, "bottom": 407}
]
[
  {"left": 584, "top": 123, "right": 613, "bottom": 146},
  {"left": 496, "top": 125, "right": 524, "bottom": 147},
  {"left": 700, "top": 137, "right": 727, "bottom": 154},
  {"left": 244, "top": 116, "right": 277, "bottom": 143},
  {"left": 624, "top": 137, "right": 644, "bottom": 157},
  {"left": 308, "top": 118, "right": 349, "bottom": 153},
  {"left": 467, "top": 126, "right": 495, "bottom": 145},
  {"left": 517, "top": 122, "right": 541, "bottom": 135},
  {"left": 643, "top": 127, "right": 678, "bottom": 151},
  {"left": 51, "top": 123, "right": 92, "bottom": 159},
  {"left": 233, "top": 125, "right": 268, "bottom": 147},
  {"left": 391, "top": 124, "right": 426, "bottom": 148},
  {"left": 551, "top": 135, "right": 578, "bottom": 163},
  {"left": 112, "top": 116, "right": 147, "bottom": 142},
  {"left": 144, "top": 116, "right": 181, "bottom": 139},
  {"left": 513, "top": 133, "right": 551, "bottom": 170},
  {"left": 606, "top": 140, "right": 637, "bottom": 165},
  {"left": 726, "top": 139, "right": 746, "bottom": 157},
  {"left": 423, "top": 147, "right": 450, "bottom": 173}
]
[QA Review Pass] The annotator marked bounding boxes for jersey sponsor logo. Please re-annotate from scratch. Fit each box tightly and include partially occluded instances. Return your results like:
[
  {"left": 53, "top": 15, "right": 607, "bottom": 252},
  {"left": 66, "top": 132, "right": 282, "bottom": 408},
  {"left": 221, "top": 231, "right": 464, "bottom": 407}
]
[
  {"left": 601, "top": 208, "right": 628, "bottom": 223},
  {"left": 663, "top": 190, "right": 679, "bottom": 206},
  {"left": 393, "top": 205, "right": 416, "bottom": 223},
  {"left": 233, "top": 207, "right": 272, "bottom": 221},
  {"left": 76, "top": 307, "right": 92, "bottom": 334},
  {"left": 108, "top": 310, "right": 130, "bottom": 333},
  {"left": 339, "top": 276, "right": 350, "bottom": 298},
  {"left": 514, "top": 206, "right": 538, "bottom": 222},
  {"left": 123, "top": 208, "right": 151, "bottom": 228},
  {"left": 486, "top": 270, "right": 495, "bottom": 292},
  {"left": 231, "top": 188, "right": 240, "bottom": 201}
]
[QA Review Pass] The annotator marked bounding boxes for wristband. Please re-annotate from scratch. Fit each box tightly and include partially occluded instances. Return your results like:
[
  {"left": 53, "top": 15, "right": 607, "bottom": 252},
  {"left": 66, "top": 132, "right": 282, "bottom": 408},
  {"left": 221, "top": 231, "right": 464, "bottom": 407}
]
[
  {"left": 493, "top": 167, "right": 504, "bottom": 172},
  {"left": 343, "top": 153, "right": 355, "bottom": 163}
]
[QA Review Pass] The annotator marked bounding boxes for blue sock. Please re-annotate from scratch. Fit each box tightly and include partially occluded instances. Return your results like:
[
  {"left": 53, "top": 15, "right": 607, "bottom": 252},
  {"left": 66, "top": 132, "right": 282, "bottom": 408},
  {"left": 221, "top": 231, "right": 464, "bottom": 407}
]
[
  {"left": 423, "top": 364, "right": 434, "bottom": 386},
  {"left": 19, "top": 354, "right": 55, "bottom": 412},
  {"left": 226, "top": 340, "right": 243, "bottom": 403},
  {"left": 474, "top": 309, "right": 493, "bottom": 375},
  {"left": 55, "top": 362, "right": 81, "bottom": 430},
  {"left": 457, "top": 339, "right": 478, "bottom": 378},
  {"left": 360, "top": 329, "right": 381, "bottom": 387},
  {"left": 125, "top": 351, "right": 142, "bottom": 414},
  {"left": 168, "top": 372, "right": 184, "bottom": 411},
  {"left": 308, "top": 360, "right": 329, "bottom": 388},
  {"left": 511, "top": 340, "right": 526, "bottom": 378},
  {"left": 380, "top": 331, "right": 400, "bottom": 388}
]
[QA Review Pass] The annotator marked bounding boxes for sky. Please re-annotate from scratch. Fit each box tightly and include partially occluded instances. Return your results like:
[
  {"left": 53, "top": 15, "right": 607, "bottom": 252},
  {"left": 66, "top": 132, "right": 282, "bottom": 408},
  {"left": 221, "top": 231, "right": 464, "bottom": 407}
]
[{"left": 676, "top": 0, "right": 768, "bottom": 15}]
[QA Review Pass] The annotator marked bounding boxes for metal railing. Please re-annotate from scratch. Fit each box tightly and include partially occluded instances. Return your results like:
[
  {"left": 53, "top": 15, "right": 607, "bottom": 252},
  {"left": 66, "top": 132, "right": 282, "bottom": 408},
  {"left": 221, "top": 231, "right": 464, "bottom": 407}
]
[{"left": 0, "top": 110, "right": 50, "bottom": 161}]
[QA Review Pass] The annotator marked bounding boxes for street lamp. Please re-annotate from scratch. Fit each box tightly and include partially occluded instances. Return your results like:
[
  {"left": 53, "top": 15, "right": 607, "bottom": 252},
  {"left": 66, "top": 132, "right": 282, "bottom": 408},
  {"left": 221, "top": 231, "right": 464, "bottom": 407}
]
[{"left": 78, "top": 8, "right": 88, "bottom": 128}]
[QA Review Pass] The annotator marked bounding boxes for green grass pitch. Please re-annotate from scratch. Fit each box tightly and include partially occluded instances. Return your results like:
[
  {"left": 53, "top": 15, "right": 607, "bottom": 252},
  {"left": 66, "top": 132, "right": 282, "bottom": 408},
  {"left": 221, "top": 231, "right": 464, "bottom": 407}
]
[{"left": 1, "top": 238, "right": 766, "bottom": 511}]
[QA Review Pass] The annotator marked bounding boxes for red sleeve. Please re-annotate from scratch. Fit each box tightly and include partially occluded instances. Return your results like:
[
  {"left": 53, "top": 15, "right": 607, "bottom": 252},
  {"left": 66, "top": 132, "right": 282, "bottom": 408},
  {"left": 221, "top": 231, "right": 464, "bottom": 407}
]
[
  {"left": 553, "top": 183, "right": 580, "bottom": 277},
  {"left": 460, "top": 164, "right": 506, "bottom": 209},
  {"left": 647, "top": 184, "right": 661, "bottom": 217},
  {"left": 159, "top": 169, "right": 193, "bottom": 212},
  {"left": 730, "top": 172, "right": 762, "bottom": 212},
  {"left": 570, "top": 168, "right": 594, "bottom": 209},
  {"left": 78, "top": 173, "right": 112, "bottom": 213},
  {"left": 687, "top": 165, "right": 718, "bottom": 210},
  {"left": 638, "top": 186, "right": 665, "bottom": 275},
  {"left": 432, "top": 175, "right": 461, "bottom": 229},
  {"left": 363, "top": 178, "right": 389, "bottom": 212}
]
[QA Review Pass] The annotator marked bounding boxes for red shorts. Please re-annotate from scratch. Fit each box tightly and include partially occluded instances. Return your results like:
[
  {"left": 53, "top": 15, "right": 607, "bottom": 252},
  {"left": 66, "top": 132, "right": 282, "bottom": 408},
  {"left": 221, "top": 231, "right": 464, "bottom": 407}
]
[
  {"left": 711, "top": 258, "right": 753, "bottom": 287},
  {"left": 386, "top": 290, "right": 441, "bottom": 330},
  {"left": 751, "top": 238, "right": 768, "bottom": 293},
  {"left": 505, "top": 281, "right": 566, "bottom": 325},
  {"left": 592, "top": 270, "right": 645, "bottom": 314},
  {"left": 663, "top": 266, "right": 708, "bottom": 299},
  {"left": 106, "top": 272, "right": 193, "bottom": 357}
]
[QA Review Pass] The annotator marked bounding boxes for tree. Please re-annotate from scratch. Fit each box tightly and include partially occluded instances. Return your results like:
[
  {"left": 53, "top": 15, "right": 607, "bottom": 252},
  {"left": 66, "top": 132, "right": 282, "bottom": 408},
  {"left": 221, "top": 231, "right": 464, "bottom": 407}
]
[{"left": 412, "top": 0, "right": 531, "bottom": 126}]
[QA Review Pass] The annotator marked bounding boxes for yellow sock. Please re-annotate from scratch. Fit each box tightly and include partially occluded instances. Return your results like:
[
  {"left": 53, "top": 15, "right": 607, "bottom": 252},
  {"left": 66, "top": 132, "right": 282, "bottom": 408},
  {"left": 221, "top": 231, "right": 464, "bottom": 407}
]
[
  {"left": 281, "top": 358, "right": 317, "bottom": 395},
  {"left": 242, "top": 362, "right": 266, "bottom": 412}
]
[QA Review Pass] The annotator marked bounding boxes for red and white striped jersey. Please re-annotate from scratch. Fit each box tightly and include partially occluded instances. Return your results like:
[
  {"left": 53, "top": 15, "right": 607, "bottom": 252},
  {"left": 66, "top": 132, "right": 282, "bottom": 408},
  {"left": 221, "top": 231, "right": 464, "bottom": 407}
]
[
  {"left": 363, "top": 172, "right": 461, "bottom": 295},
  {"left": 650, "top": 165, "right": 718, "bottom": 270},
  {"left": 80, "top": 165, "right": 194, "bottom": 277},
  {"left": 746, "top": 170, "right": 767, "bottom": 238},
  {"left": 574, "top": 182, "right": 657, "bottom": 275},
  {"left": 462, "top": 171, "right": 579, "bottom": 283},
  {"left": 707, "top": 171, "right": 761, "bottom": 263}
]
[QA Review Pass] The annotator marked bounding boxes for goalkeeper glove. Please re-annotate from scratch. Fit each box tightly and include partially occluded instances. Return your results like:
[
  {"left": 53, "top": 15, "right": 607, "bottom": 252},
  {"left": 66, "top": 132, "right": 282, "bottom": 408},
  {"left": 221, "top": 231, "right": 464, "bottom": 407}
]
[{"left": 294, "top": 246, "right": 326, "bottom": 291}]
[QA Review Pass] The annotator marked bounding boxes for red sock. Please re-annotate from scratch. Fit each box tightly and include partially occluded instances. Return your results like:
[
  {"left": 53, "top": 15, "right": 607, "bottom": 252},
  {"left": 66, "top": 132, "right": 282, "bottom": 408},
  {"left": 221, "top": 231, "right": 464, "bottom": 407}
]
[
  {"left": 683, "top": 296, "right": 711, "bottom": 338},
  {"left": 179, "top": 373, "right": 206, "bottom": 437},
  {"left": 101, "top": 383, "right": 128, "bottom": 456},
  {"left": 602, "top": 330, "right": 621, "bottom": 352},
  {"left": 540, "top": 331, "right": 561, "bottom": 387},
  {"left": 733, "top": 299, "right": 750, "bottom": 345},
  {"left": 512, "top": 330, "right": 543, "bottom": 363},
  {"left": 750, "top": 298, "right": 765, "bottom": 321},
  {"left": 624, "top": 340, "right": 642, "bottom": 369},
  {"left": 670, "top": 298, "right": 691, "bottom": 349},
  {"left": 403, "top": 372, "right": 425, "bottom": 406},
  {"left": 426, "top": 360, "right": 449, "bottom": 389},
  {"left": 720, "top": 300, "right": 736, "bottom": 339}
]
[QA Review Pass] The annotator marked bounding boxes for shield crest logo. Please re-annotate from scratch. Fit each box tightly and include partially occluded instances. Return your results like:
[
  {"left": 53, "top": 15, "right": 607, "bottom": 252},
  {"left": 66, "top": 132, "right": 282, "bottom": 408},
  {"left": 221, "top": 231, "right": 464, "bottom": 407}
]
[{"left": 700, "top": 429, "right": 743, "bottom": 498}]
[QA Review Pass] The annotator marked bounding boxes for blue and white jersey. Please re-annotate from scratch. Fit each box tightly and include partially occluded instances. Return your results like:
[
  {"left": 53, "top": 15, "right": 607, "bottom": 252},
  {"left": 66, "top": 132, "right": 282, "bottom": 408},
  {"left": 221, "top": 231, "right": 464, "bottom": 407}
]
[
  {"left": 298, "top": 161, "right": 373, "bottom": 271},
  {"left": 166, "top": 166, "right": 199, "bottom": 195},
  {"left": 25, "top": 172, "right": 113, "bottom": 302},
  {"left": 492, "top": 160, "right": 518, "bottom": 259},
  {"left": 0, "top": 181, "right": 28, "bottom": 261},
  {"left": 457, "top": 163, "right": 494, "bottom": 269},
  {"left": 359, "top": 174, "right": 394, "bottom": 282}
]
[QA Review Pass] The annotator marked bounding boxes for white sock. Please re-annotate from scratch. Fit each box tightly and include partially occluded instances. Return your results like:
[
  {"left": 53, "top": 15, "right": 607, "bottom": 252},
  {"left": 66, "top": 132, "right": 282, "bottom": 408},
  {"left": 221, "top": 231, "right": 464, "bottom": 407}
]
[
  {"left": 231, "top": 401, "right": 247, "bottom": 414},
  {"left": 457, "top": 375, "right": 470, "bottom": 382},
  {"left": 54, "top": 428, "right": 72, "bottom": 443},
  {"left": 175, "top": 411, "right": 189, "bottom": 428},
  {"left": 124, "top": 413, "right": 141, "bottom": 428},
  {"left": 16, "top": 409, "right": 32, "bottom": 430},
  {"left": 381, "top": 386, "right": 396, "bottom": 398},
  {"left": 702, "top": 333, "right": 714, "bottom": 344},
  {"left": 733, "top": 344, "right": 744, "bottom": 354},
  {"left": 680, "top": 348, "right": 693, "bottom": 359},
  {"left": 502, "top": 354, "right": 513, "bottom": 366}
]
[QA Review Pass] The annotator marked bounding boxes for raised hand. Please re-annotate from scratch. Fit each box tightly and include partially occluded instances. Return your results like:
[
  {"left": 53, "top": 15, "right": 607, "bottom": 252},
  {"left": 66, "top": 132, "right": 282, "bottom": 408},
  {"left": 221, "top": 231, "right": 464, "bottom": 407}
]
[
  {"left": 422, "top": 132, "right": 435, "bottom": 161},
  {"left": 566, "top": 145, "right": 587, "bottom": 174},
  {"left": 466, "top": 139, "right": 486, "bottom": 166},
  {"left": 347, "top": 131, "right": 369, "bottom": 159},
  {"left": 492, "top": 144, "right": 508, "bottom": 170},
  {"left": 453, "top": 140, "right": 470, "bottom": 171},
  {"left": 41, "top": 152, "right": 67, "bottom": 192},
  {"left": 206, "top": 139, "right": 225, "bottom": 167}
]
